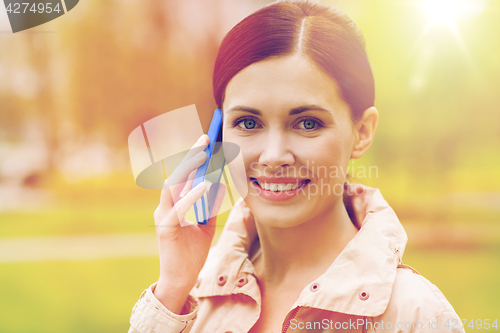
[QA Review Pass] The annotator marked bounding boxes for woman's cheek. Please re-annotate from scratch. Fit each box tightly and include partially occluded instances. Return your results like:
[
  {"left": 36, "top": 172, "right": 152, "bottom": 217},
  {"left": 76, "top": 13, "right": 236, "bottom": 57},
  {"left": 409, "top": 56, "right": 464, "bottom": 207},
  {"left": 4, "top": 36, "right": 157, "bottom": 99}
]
[
  {"left": 314, "top": 138, "right": 349, "bottom": 184},
  {"left": 234, "top": 138, "right": 260, "bottom": 170}
]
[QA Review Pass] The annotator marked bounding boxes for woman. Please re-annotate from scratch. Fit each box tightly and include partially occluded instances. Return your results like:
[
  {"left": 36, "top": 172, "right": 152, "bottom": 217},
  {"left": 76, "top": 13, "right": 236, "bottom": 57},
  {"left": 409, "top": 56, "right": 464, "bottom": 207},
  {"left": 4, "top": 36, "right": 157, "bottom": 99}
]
[{"left": 129, "top": 1, "right": 464, "bottom": 332}]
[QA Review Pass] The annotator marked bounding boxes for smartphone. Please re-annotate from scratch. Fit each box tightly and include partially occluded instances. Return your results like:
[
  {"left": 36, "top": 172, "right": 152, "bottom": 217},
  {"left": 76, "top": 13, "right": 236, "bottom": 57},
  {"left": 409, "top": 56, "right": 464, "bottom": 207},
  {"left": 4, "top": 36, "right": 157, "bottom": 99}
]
[{"left": 192, "top": 109, "right": 225, "bottom": 224}]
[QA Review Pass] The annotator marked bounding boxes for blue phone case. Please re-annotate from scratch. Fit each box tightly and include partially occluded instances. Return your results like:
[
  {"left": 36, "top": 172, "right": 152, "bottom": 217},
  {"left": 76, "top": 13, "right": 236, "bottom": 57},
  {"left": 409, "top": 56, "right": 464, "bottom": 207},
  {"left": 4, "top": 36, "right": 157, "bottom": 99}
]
[{"left": 192, "top": 109, "right": 225, "bottom": 224}]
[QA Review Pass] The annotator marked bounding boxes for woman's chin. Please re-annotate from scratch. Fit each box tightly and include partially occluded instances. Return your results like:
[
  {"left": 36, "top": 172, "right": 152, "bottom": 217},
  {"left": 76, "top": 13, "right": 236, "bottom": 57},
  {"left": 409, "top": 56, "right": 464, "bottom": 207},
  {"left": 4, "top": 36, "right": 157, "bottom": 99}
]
[
  {"left": 254, "top": 213, "right": 305, "bottom": 228},
  {"left": 245, "top": 197, "right": 311, "bottom": 228}
]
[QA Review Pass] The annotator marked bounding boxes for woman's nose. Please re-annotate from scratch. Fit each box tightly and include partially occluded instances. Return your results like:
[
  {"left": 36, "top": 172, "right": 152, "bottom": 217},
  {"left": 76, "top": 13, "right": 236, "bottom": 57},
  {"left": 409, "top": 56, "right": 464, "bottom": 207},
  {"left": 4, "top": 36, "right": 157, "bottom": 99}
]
[{"left": 258, "top": 132, "right": 295, "bottom": 169}]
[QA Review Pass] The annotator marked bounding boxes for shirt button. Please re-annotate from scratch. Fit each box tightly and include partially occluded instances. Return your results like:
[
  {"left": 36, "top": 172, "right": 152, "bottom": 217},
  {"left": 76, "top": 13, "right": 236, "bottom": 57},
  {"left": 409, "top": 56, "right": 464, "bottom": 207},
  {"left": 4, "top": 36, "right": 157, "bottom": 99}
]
[
  {"left": 236, "top": 276, "right": 248, "bottom": 287},
  {"left": 359, "top": 290, "right": 370, "bottom": 300},
  {"left": 217, "top": 275, "right": 228, "bottom": 286},
  {"left": 310, "top": 282, "right": 320, "bottom": 292},
  {"left": 356, "top": 185, "right": 364, "bottom": 195}
]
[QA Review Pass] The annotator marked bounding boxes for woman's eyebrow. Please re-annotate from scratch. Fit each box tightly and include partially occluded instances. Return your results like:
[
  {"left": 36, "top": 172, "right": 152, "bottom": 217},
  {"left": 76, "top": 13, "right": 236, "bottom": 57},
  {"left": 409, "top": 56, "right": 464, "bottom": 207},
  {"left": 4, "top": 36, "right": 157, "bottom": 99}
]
[
  {"left": 289, "top": 105, "right": 333, "bottom": 115},
  {"left": 226, "top": 106, "right": 261, "bottom": 115},
  {"left": 226, "top": 105, "right": 332, "bottom": 115}
]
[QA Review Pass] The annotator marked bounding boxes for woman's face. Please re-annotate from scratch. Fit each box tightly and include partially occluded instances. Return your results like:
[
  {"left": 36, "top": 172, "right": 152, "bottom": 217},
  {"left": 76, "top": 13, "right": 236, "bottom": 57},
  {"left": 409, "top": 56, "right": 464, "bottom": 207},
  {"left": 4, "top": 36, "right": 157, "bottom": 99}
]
[{"left": 222, "top": 54, "right": 357, "bottom": 228}]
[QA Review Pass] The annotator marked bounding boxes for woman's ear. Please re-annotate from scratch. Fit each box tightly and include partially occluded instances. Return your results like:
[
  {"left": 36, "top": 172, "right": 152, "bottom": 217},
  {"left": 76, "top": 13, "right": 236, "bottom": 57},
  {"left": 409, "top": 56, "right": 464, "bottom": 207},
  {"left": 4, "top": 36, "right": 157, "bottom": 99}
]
[{"left": 351, "top": 106, "right": 378, "bottom": 159}]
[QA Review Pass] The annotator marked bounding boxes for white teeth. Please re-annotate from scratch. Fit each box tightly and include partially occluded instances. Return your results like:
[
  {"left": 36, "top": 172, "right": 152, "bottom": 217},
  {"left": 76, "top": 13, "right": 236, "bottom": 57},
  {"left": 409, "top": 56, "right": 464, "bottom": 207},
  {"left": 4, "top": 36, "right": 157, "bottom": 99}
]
[{"left": 255, "top": 180, "right": 306, "bottom": 191}]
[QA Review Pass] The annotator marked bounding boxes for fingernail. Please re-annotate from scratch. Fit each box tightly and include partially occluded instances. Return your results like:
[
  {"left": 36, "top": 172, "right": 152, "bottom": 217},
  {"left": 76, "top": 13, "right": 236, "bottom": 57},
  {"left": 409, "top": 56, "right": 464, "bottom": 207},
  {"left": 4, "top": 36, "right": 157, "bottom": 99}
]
[{"left": 198, "top": 134, "right": 207, "bottom": 144}]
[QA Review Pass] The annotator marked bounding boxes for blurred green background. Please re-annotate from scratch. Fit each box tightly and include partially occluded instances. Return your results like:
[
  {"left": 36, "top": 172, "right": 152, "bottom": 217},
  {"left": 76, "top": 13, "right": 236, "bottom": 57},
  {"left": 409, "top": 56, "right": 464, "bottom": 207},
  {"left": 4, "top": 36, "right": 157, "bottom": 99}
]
[{"left": 1, "top": 0, "right": 499, "bottom": 332}]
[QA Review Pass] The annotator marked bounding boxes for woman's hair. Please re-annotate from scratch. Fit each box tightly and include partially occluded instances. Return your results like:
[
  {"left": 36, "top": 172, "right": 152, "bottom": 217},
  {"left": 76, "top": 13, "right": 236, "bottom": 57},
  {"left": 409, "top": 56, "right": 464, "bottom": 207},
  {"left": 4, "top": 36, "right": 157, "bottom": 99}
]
[{"left": 213, "top": 0, "right": 375, "bottom": 121}]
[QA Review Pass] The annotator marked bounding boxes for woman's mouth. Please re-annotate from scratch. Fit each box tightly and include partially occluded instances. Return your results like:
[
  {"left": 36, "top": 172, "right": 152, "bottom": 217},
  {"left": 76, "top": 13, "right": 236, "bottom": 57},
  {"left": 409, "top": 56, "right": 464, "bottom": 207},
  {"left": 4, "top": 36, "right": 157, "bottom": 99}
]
[
  {"left": 250, "top": 178, "right": 310, "bottom": 191},
  {"left": 249, "top": 177, "right": 311, "bottom": 201}
]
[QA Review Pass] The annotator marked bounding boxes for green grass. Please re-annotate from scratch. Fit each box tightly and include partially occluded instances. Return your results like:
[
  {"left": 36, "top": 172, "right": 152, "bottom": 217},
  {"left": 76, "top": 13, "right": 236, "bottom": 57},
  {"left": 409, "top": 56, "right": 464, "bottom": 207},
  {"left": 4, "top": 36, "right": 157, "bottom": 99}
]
[
  {"left": 0, "top": 257, "right": 159, "bottom": 333},
  {"left": 0, "top": 247, "right": 498, "bottom": 332},
  {"left": 0, "top": 174, "right": 160, "bottom": 238},
  {"left": 0, "top": 208, "right": 154, "bottom": 238},
  {"left": 403, "top": 245, "right": 500, "bottom": 332},
  {"left": 0, "top": 173, "right": 231, "bottom": 239}
]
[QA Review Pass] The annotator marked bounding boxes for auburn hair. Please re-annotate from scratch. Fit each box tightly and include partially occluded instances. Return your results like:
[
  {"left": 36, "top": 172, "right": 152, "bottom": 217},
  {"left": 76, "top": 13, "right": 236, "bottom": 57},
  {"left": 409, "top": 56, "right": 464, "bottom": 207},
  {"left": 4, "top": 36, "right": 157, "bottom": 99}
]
[{"left": 213, "top": 0, "right": 374, "bottom": 121}]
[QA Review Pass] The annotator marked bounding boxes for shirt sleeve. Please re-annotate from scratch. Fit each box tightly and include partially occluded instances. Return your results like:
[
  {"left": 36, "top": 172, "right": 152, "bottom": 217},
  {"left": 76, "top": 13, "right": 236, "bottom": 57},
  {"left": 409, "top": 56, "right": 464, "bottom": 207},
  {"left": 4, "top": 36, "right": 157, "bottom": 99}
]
[
  {"left": 416, "top": 311, "right": 466, "bottom": 333},
  {"left": 128, "top": 282, "right": 199, "bottom": 333},
  {"left": 377, "top": 267, "right": 466, "bottom": 333}
]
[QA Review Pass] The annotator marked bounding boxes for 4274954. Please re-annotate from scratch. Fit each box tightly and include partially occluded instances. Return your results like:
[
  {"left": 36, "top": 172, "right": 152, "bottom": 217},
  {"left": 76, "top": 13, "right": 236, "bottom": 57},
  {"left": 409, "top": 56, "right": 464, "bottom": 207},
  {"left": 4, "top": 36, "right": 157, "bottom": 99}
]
[
  {"left": 6, "top": 2, "right": 62, "bottom": 14},
  {"left": 446, "top": 319, "right": 498, "bottom": 330}
]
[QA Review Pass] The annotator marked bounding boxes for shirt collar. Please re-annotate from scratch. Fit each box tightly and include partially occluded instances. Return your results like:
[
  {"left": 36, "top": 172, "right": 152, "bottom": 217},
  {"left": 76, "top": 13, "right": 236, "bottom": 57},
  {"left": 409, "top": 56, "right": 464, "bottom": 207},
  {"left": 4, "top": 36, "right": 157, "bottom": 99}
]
[{"left": 195, "top": 183, "right": 407, "bottom": 317}]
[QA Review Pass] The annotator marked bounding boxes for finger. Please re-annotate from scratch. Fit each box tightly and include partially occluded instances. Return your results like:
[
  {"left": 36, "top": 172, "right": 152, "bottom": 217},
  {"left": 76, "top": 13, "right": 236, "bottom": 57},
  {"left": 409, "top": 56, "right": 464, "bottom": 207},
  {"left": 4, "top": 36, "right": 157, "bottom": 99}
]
[
  {"left": 175, "top": 152, "right": 205, "bottom": 188},
  {"left": 180, "top": 134, "right": 209, "bottom": 165},
  {"left": 158, "top": 134, "right": 208, "bottom": 211},
  {"left": 159, "top": 178, "right": 174, "bottom": 208},
  {"left": 172, "top": 181, "right": 206, "bottom": 223},
  {"left": 206, "top": 183, "right": 226, "bottom": 228},
  {"left": 179, "top": 169, "right": 197, "bottom": 198},
  {"left": 168, "top": 150, "right": 207, "bottom": 200}
]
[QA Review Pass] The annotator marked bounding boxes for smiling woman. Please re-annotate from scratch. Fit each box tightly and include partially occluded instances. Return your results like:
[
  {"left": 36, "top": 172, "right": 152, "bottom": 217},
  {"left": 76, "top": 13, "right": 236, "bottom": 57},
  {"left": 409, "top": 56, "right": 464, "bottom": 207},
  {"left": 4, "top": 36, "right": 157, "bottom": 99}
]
[
  {"left": 222, "top": 54, "right": 370, "bottom": 229},
  {"left": 128, "top": 1, "right": 464, "bottom": 332}
]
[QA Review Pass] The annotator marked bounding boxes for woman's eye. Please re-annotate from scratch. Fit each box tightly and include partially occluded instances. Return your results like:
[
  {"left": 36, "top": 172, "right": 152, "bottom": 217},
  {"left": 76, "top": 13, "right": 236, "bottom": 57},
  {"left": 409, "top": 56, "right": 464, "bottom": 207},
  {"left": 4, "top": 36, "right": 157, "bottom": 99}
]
[
  {"left": 238, "top": 119, "right": 257, "bottom": 129},
  {"left": 298, "top": 119, "right": 318, "bottom": 130}
]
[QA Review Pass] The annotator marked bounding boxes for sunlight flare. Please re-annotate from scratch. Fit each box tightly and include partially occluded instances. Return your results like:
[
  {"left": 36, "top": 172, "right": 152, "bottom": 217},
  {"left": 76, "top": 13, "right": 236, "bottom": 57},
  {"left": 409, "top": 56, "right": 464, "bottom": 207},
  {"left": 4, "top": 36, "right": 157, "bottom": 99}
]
[{"left": 422, "top": 0, "right": 488, "bottom": 26}]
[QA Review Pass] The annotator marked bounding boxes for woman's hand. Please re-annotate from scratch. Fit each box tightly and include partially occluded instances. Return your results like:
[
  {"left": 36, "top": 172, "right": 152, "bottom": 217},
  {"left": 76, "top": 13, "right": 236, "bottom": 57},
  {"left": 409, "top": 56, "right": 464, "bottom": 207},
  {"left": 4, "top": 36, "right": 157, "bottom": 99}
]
[{"left": 152, "top": 134, "right": 226, "bottom": 314}]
